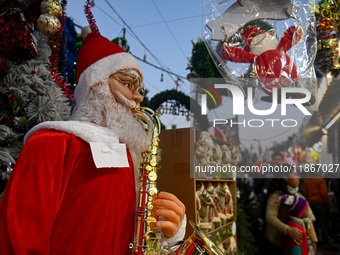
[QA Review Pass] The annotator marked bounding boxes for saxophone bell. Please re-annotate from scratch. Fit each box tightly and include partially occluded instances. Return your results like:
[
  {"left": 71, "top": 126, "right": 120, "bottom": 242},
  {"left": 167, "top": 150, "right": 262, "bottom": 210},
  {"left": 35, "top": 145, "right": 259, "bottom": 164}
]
[{"left": 164, "top": 220, "right": 224, "bottom": 255}]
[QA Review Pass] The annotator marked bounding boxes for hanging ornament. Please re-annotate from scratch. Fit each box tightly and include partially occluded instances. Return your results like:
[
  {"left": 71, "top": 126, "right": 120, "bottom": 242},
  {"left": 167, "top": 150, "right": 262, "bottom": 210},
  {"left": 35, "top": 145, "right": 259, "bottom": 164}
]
[
  {"left": 36, "top": 0, "right": 64, "bottom": 36},
  {"left": 317, "top": 17, "right": 335, "bottom": 32},
  {"left": 37, "top": 13, "right": 61, "bottom": 36},
  {"left": 40, "top": 0, "right": 63, "bottom": 19}
]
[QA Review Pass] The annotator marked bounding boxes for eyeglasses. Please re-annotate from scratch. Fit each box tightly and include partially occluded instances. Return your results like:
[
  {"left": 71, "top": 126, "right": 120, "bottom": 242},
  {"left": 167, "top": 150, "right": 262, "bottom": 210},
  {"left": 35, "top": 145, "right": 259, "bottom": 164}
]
[{"left": 117, "top": 71, "right": 145, "bottom": 96}]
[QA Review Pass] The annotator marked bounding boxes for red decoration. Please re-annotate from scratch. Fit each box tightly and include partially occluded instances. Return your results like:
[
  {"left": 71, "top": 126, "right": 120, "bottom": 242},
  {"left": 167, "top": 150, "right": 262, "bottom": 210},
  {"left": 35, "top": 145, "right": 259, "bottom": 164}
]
[
  {"left": 316, "top": 17, "right": 335, "bottom": 33},
  {"left": 48, "top": 0, "right": 74, "bottom": 104},
  {"left": 84, "top": 0, "right": 99, "bottom": 34},
  {"left": 0, "top": 17, "right": 37, "bottom": 62},
  {"left": 318, "top": 34, "right": 335, "bottom": 39},
  {"left": 221, "top": 26, "right": 303, "bottom": 95},
  {"left": 0, "top": 55, "right": 5, "bottom": 73},
  {"left": 22, "top": 0, "right": 43, "bottom": 23}
]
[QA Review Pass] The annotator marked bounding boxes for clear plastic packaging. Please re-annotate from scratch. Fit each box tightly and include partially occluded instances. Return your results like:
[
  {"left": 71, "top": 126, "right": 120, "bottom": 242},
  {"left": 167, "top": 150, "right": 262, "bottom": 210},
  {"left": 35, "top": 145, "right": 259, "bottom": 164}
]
[{"left": 203, "top": 0, "right": 317, "bottom": 107}]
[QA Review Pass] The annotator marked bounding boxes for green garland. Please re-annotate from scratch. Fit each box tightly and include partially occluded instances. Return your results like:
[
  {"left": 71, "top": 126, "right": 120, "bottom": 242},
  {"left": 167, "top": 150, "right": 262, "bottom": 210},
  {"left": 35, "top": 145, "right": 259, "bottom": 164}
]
[{"left": 146, "top": 89, "right": 209, "bottom": 130}]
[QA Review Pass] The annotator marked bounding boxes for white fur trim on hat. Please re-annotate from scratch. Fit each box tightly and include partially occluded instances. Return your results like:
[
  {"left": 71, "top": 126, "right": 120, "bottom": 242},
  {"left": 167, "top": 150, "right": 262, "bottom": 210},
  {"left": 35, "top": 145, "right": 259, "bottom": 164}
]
[{"left": 75, "top": 52, "right": 144, "bottom": 105}]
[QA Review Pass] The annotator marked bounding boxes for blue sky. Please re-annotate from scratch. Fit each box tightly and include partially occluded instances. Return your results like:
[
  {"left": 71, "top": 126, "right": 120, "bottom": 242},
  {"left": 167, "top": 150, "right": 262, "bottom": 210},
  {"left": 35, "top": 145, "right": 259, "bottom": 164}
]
[{"left": 66, "top": 0, "right": 203, "bottom": 129}]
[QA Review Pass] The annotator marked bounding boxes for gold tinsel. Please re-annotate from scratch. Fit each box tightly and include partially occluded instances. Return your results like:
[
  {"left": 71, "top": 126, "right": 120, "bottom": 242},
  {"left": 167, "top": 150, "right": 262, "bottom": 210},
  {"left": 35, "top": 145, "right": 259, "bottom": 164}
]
[{"left": 318, "top": 38, "right": 339, "bottom": 49}]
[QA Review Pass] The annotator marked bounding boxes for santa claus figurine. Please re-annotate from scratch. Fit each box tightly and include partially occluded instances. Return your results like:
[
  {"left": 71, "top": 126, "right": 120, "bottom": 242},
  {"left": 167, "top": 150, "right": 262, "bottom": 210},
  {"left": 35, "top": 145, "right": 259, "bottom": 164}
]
[{"left": 221, "top": 25, "right": 303, "bottom": 95}]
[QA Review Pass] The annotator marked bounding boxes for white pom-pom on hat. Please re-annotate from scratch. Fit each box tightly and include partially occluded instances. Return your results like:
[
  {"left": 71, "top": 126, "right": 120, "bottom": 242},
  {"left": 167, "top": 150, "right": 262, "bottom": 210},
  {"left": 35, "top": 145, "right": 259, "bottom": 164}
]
[{"left": 81, "top": 26, "right": 92, "bottom": 38}]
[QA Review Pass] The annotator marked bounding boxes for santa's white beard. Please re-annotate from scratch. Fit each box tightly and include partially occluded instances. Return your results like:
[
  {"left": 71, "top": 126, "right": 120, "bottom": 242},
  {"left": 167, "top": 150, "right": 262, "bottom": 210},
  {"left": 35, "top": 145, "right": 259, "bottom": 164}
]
[{"left": 70, "top": 80, "right": 148, "bottom": 179}]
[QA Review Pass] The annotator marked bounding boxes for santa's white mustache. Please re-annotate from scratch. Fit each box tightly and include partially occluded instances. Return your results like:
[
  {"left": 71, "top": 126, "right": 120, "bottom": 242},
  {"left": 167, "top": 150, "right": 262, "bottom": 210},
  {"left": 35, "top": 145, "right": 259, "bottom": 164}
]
[{"left": 116, "top": 91, "right": 137, "bottom": 108}]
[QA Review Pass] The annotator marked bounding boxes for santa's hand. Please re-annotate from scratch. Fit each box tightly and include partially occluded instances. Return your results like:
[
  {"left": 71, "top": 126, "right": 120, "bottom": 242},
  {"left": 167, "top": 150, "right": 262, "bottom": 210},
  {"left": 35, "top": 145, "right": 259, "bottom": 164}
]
[{"left": 155, "top": 191, "right": 186, "bottom": 238}]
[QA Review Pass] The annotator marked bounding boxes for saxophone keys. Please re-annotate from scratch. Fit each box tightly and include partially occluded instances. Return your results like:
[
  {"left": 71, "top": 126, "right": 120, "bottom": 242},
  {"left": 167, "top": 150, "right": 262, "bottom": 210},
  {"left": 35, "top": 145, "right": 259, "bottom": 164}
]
[
  {"left": 151, "top": 148, "right": 158, "bottom": 155},
  {"left": 148, "top": 171, "right": 157, "bottom": 181},
  {"left": 147, "top": 201, "right": 155, "bottom": 211},
  {"left": 146, "top": 216, "right": 157, "bottom": 226},
  {"left": 148, "top": 187, "right": 158, "bottom": 196},
  {"left": 150, "top": 159, "right": 157, "bottom": 167}
]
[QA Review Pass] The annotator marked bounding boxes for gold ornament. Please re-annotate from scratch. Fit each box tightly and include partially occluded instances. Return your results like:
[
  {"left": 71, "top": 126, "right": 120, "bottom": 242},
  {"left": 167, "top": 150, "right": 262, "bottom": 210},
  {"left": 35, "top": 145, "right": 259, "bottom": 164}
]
[
  {"left": 331, "top": 49, "right": 340, "bottom": 70},
  {"left": 37, "top": 14, "right": 61, "bottom": 36},
  {"left": 324, "top": 38, "right": 339, "bottom": 48},
  {"left": 40, "top": 0, "right": 62, "bottom": 19},
  {"left": 331, "top": 62, "right": 340, "bottom": 70}
]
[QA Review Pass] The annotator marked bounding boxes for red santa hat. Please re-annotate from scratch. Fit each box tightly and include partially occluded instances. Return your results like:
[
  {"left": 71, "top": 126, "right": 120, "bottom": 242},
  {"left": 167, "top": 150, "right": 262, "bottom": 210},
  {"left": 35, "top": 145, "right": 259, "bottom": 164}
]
[
  {"left": 75, "top": 27, "right": 144, "bottom": 104},
  {"left": 208, "top": 126, "right": 227, "bottom": 141}
]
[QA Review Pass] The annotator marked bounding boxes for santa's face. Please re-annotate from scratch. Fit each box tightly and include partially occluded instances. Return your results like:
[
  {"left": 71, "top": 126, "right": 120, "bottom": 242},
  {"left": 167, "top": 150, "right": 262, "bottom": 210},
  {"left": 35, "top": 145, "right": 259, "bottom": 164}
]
[
  {"left": 107, "top": 70, "right": 144, "bottom": 109},
  {"left": 250, "top": 32, "right": 279, "bottom": 55}
]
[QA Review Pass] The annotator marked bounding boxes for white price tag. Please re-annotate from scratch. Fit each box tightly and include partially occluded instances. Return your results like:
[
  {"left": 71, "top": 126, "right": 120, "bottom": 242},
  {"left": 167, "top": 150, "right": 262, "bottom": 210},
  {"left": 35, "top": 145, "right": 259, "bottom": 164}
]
[{"left": 89, "top": 142, "right": 129, "bottom": 168}]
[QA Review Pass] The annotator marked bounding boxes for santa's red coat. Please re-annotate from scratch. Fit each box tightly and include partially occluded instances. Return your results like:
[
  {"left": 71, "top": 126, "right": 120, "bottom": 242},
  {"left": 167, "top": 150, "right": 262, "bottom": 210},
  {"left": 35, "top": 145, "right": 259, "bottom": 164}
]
[{"left": 0, "top": 129, "right": 136, "bottom": 254}]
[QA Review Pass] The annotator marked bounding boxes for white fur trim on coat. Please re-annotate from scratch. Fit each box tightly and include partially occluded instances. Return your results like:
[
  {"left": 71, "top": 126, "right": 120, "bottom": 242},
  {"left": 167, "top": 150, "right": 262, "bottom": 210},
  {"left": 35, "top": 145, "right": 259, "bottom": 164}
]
[
  {"left": 24, "top": 121, "right": 119, "bottom": 145},
  {"left": 75, "top": 52, "right": 144, "bottom": 105}
]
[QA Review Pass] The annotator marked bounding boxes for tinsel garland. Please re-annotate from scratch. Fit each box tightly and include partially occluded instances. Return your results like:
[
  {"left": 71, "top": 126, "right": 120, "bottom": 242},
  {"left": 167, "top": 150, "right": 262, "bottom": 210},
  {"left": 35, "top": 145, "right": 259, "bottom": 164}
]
[
  {"left": 72, "top": 34, "right": 83, "bottom": 88},
  {"left": 0, "top": 15, "right": 37, "bottom": 62},
  {"left": 314, "top": 0, "right": 340, "bottom": 78},
  {"left": 48, "top": 0, "right": 74, "bottom": 103},
  {"left": 84, "top": 0, "right": 99, "bottom": 34},
  {"left": 22, "top": 0, "right": 42, "bottom": 23},
  {"left": 57, "top": 27, "right": 67, "bottom": 75},
  {"left": 62, "top": 17, "right": 77, "bottom": 89}
]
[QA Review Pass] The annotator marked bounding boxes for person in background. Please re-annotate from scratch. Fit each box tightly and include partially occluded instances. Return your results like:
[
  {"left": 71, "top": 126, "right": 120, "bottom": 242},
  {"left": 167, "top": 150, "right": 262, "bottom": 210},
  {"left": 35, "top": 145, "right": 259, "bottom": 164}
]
[
  {"left": 254, "top": 151, "right": 285, "bottom": 219},
  {"left": 265, "top": 172, "right": 318, "bottom": 255},
  {"left": 280, "top": 194, "right": 310, "bottom": 255},
  {"left": 304, "top": 177, "right": 338, "bottom": 251},
  {"left": 272, "top": 151, "right": 284, "bottom": 166}
]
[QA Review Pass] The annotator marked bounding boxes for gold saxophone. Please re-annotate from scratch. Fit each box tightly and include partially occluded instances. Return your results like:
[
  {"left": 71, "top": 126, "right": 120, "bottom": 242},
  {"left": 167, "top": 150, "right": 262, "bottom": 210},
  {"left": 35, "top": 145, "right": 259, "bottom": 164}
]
[
  {"left": 131, "top": 107, "right": 224, "bottom": 255},
  {"left": 130, "top": 107, "right": 162, "bottom": 255}
]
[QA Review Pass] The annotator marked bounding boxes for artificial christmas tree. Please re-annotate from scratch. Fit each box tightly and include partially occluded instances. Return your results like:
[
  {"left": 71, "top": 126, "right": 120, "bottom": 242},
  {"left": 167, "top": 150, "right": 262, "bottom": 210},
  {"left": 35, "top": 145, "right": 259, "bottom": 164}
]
[{"left": 0, "top": 32, "right": 71, "bottom": 197}]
